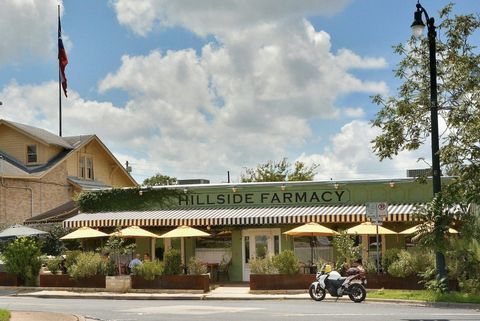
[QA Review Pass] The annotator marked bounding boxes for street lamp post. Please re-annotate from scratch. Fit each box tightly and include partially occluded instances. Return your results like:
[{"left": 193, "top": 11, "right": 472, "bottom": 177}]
[{"left": 411, "top": 2, "right": 447, "bottom": 283}]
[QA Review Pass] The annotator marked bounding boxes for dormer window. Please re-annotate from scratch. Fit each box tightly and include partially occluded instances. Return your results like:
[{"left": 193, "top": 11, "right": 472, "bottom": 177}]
[
  {"left": 26, "top": 145, "right": 37, "bottom": 163},
  {"left": 79, "top": 156, "right": 94, "bottom": 180}
]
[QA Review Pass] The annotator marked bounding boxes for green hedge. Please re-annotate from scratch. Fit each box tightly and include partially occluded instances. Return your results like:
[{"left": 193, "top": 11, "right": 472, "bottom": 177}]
[{"left": 76, "top": 187, "right": 182, "bottom": 212}]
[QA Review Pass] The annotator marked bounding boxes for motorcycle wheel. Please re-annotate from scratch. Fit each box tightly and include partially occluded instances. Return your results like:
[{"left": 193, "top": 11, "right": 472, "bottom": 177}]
[
  {"left": 348, "top": 284, "right": 366, "bottom": 303},
  {"left": 309, "top": 284, "right": 326, "bottom": 301}
]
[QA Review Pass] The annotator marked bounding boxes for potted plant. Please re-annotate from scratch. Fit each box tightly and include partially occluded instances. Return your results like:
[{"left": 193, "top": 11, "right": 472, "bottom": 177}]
[
  {"left": 40, "top": 252, "right": 106, "bottom": 288},
  {"left": 132, "top": 250, "right": 210, "bottom": 292},
  {"left": 250, "top": 251, "right": 314, "bottom": 290}
]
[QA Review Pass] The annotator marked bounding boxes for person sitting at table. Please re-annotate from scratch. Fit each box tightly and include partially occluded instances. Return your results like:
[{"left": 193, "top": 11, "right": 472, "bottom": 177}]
[
  {"left": 128, "top": 254, "right": 142, "bottom": 273},
  {"left": 143, "top": 253, "right": 151, "bottom": 262}
]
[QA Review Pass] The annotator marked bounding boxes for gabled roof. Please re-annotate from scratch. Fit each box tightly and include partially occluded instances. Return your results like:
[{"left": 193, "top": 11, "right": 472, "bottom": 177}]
[
  {"left": 62, "top": 135, "right": 94, "bottom": 148},
  {"left": 0, "top": 119, "right": 73, "bottom": 148},
  {"left": 0, "top": 119, "right": 137, "bottom": 186}
]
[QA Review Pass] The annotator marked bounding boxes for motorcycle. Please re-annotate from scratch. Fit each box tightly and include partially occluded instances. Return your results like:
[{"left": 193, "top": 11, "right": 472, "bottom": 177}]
[{"left": 309, "top": 264, "right": 367, "bottom": 303}]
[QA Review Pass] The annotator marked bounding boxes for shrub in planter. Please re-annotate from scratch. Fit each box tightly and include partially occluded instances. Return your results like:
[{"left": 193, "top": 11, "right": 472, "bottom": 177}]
[
  {"left": 164, "top": 248, "right": 182, "bottom": 275},
  {"left": 272, "top": 250, "right": 299, "bottom": 275},
  {"left": 69, "top": 252, "right": 106, "bottom": 279},
  {"left": 382, "top": 248, "right": 401, "bottom": 272},
  {"left": 64, "top": 250, "right": 82, "bottom": 273},
  {"left": 47, "top": 256, "right": 63, "bottom": 274},
  {"left": 388, "top": 249, "right": 434, "bottom": 277},
  {"left": 249, "top": 257, "right": 276, "bottom": 275},
  {"left": 2, "top": 237, "right": 41, "bottom": 286},
  {"left": 188, "top": 257, "right": 207, "bottom": 275},
  {"left": 134, "top": 260, "right": 164, "bottom": 280}
]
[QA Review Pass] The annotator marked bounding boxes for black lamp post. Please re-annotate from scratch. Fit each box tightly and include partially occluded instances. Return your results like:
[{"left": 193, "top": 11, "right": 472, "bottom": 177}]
[{"left": 411, "top": 2, "right": 447, "bottom": 282}]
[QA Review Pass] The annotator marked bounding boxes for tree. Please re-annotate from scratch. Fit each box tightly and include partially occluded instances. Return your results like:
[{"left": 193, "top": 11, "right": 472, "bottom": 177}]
[
  {"left": 3, "top": 237, "right": 42, "bottom": 286},
  {"left": 371, "top": 4, "right": 479, "bottom": 206},
  {"left": 241, "top": 158, "right": 318, "bottom": 182},
  {"left": 143, "top": 173, "right": 177, "bottom": 186},
  {"left": 371, "top": 4, "right": 479, "bottom": 290}
]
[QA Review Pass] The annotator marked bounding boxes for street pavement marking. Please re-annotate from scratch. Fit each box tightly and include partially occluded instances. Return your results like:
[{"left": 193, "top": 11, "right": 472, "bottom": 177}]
[
  {"left": 281, "top": 313, "right": 480, "bottom": 316},
  {"left": 120, "top": 305, "right": 263, "bottom": 315}
]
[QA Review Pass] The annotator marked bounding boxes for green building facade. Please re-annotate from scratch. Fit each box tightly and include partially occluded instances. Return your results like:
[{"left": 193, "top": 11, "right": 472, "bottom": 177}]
[{"left": 65, "top": 178, "right": 441, "bottom": 282}]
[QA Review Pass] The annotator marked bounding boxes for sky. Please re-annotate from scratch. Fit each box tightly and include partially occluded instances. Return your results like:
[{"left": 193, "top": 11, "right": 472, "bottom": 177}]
[{"left": 0, "top": 0, "right": 478, "bottom": 184}]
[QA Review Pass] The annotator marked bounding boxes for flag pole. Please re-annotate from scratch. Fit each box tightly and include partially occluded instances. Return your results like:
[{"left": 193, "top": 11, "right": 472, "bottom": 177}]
[{"left": 58, "top": 4, "right": 62, "bottom": 137}]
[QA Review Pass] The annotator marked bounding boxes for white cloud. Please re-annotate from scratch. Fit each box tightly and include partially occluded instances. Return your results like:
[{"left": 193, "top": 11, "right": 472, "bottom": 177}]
[
  {"left": 2, "top": 1, "right": 396, "bottom": 183},
  {"left": 0, "top": 0, "right": 61, "bottom": 67},
  {"left": 111, "top": 0, "right": 351, "bottom": 37},
  {"left": 344, "top": 107, "right": 366, "bottom": 118},
  {"left": 297, "top": 120, "right": 430, "bottom": 181},
  {"left": 93, "top": 18, "right": 390, "bottom": 181}
]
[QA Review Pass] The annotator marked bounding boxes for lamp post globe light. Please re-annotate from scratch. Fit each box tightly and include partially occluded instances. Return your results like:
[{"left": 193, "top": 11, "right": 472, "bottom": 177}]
[{"left": 411, "top": 2, "right": 447, "bottom": 283}]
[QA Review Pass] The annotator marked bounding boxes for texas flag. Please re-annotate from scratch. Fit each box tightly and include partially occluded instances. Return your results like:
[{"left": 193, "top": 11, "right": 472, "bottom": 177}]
[{"left": 58, "top": 16, "right": 68, "bottom": 97}]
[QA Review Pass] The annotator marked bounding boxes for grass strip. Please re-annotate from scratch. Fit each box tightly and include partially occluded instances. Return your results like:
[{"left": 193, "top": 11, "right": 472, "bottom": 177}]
[
  {"left": 0, "top": 309, "right": 10, "bottom": 321},
  {"left": 368, "top": 289, "right": 480, "bottom": 304}
]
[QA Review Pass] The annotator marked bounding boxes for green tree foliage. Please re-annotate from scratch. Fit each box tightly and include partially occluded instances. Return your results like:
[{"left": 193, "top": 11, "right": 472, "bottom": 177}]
[
  {"left": 241, "top": 158, "right": 318, "bottom": 182},
  {"left": 2, "top": 237, "right": 41, "bottom": 286},
  {"left": 370, "top": 5, "right": 479, "bottom": 286},
  {"left": 69, "top": 252, "right": 107, "bottom": 279},
  {"left": 331, "top": 231, "right": 362, "bottom": 269},
  {"left": 41, "top": 224, "right": 72, "bottom": 255},
  {"left": 76, "top": 187, "right": 182, "bottom": 212},
  {"left": 371, "top": 4, "right": 480, "bottom": 207},
  {"left": 272, "top": 250, "right": 300, "bottom": 275},
  {"left": 98, "top": 229, "right": 136, "bottom": 275},
  {"left": 134, "top": 260, "right": 164, "bottom": 280},
  {"left": 143, "top": 173, "right": 177, "bottom": 186},
  {"left": 163, "top": 248, "right": 182, "bottom": 275}
]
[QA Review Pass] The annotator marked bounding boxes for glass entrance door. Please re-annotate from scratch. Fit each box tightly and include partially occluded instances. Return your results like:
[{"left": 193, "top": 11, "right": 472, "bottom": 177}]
[{"left": 242, "top": 228, "right": 280, "bottom": 281}]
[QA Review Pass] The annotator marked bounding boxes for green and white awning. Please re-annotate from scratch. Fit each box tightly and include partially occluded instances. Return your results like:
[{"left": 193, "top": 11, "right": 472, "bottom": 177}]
[{"left": 63, "top": 204, "right": 419, "bottom": 228}]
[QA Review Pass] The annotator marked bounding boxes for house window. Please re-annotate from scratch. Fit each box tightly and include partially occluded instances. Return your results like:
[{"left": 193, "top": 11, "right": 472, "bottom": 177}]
[
  {"left": 86, "top": 157, "right": 94, "bottom": 179},
  {"left": 26, "top": 145, "right": 37, "bottom": 163},
  {"left": 79, "top": 156, "right": 94, "bottom": 180}
]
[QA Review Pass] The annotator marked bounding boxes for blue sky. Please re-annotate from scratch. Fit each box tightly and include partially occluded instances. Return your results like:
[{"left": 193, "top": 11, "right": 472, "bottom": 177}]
[{"left": 0, "top": 0, "right": 478, "bottom": 184}]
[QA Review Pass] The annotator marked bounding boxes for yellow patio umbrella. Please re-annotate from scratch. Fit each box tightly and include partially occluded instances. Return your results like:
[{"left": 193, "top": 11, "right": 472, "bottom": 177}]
[
  {"left": 110, "top": 226, "right": 160, "bottom": 238},
  {"left": 400, "top": 224, "right": 458, "bottom": 235},
  {"left": 60, "top": 227, "right": 108, "bottom": 240},
  {"left": 159, "top": 226, "right": 210, "bottom": 267},
  {"left": 346, "top": 222, "right": 396, "bottom": 273},
  {"left": 346, "top": 222, "right": 397, "bottom": 235},
  {"left": 110, "top": 226, "right": 160, "bottom": 262},
  {"left": 284, "top": 222, "right": 339, "bottom": 237},
  {"left": 159, "top": 225, "right": 210, "bottom": 238},
  {"left": 284, "top": 222, "right": 339, "bottom": 264}
]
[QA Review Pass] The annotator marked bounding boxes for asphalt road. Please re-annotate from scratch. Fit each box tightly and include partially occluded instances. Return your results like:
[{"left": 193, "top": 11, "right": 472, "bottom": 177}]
[{"left": 0, "top": 296, "right": 479, "bottom": 321}]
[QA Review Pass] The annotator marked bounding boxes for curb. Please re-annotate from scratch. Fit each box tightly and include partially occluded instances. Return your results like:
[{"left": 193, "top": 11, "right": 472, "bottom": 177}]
[{"left": 12, "top": 292, "right": 480, "bottom": 309}]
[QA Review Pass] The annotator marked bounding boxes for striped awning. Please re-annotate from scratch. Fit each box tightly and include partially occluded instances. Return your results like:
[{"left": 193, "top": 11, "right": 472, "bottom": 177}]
[{"left": 63, "top": 204, "right": 419, "bottom": 228}]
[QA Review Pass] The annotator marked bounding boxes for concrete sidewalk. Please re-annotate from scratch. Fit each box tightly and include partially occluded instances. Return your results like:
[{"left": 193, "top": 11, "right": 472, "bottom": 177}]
[{"left": 13, "top": 285, "right": 313, "bottom": 301}]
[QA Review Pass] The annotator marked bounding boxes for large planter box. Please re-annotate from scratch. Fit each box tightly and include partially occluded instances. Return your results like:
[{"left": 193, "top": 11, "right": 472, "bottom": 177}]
[
  {"left": 366, "top": 274, "right": 459, "bottom": 291},
  {"left": 250, "top": 274, "right": 315, "bottom": 290},
  {"left": 39, "top": 274, "right": 106, "bottom": 288},
  {"left": 131, "top": 275, "right": 210, "bottom": 292},
  {"left": 0, "top": 272, "right": 20, "bottom": 286}
]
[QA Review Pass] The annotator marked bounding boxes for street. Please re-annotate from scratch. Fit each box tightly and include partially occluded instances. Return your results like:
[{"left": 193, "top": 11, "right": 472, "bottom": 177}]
[{"left": 0, "top": 296, "right": 478, "bottom": 321}]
